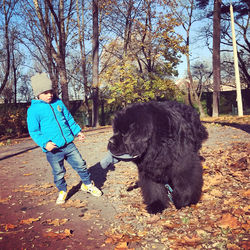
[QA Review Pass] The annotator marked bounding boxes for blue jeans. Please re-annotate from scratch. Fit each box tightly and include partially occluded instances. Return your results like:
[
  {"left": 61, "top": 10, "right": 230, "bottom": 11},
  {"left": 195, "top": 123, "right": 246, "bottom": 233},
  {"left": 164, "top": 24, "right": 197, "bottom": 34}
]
[
  {"left": 100, "top": 151, "right": 137, "bottom": 169},
  {"left": 46, "top": 142, "right": 91, "bottom": 192},
  {"left": 100, "top": 151, "right": 119, "bottom": 169}
]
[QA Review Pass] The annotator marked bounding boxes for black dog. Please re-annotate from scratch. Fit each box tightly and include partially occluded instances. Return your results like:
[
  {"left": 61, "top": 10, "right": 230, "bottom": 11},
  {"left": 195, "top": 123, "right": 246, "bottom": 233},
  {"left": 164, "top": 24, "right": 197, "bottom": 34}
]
[{"left": 108, "top": 101, "right": 208, "bottom": 214}]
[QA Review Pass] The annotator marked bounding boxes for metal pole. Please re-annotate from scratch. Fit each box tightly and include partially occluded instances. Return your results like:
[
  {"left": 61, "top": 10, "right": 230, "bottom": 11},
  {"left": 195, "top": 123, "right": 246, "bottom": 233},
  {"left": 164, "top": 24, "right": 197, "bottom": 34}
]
[{"left": 230, "top": 3, "right": 243, "bottom": 116}]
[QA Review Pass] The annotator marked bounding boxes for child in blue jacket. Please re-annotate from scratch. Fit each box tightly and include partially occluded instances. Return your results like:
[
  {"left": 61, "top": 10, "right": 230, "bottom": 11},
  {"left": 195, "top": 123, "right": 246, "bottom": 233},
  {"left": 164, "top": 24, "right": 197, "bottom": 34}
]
[{"left": 27, "top": 73, "right": 102, "bottom": 204}]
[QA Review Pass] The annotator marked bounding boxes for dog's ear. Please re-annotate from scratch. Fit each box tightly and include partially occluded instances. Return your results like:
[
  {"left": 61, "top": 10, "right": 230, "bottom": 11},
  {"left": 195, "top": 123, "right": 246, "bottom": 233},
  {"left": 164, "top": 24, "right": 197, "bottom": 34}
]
[{"left": 123, "top": 122, "right": 152, "bottom": 156}]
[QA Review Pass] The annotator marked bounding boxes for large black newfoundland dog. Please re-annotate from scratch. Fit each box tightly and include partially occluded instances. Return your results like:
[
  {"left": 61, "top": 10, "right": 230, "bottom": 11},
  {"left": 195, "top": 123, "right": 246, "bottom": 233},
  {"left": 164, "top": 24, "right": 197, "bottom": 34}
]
[{"left": 108, "top": 101, "right": 208, "bottom": 214}]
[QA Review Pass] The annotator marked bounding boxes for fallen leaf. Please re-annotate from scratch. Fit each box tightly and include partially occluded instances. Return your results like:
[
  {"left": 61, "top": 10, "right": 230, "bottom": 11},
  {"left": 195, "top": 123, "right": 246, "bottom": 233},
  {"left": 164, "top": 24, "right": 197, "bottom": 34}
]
[
  {"left": 171, "top": 235, "right": 202, "bottom": 247},
  {"left": 105, "top": 237, "right": 114, "bottom": 244},
  {"left": 226, "top": 243, "right": 241, "bottom": 249},
  {"left": 210, "top": 189, "right": 223, "bottom": 197},
  {"left": 161, "top": 220, "right": 180, "bottom": 229},
  {"left": 241, "top": 189, "right": 250, "bottom": 198},
  {"left": 223, "top": 197, "right": 238, "bottom": 205},
  {"left": 64, "top": 228, "right": 72, "bottom": 236},
  {"left": 46, "top": 218, "right": 68, "bottom": 226},
  {"left": 4, "top": 224, "right": 17, "bottom": 231},
  {"left": 63, "top": 199, "right": 87, "bottom": 208},
  {"left": 181, "top": 235, "right": 202, "bottom": 246},
  {"left": 81, "top": 210, "right": 100, "bottom": 220},
  {"left": 137, "top": 231, "right": 147, "bottom": 237},
  {"left": 0, "top": 197, "right": 10, "bottom": 203},
  {"left": 232, "top": 208, "right": 245, "bottom": 217},
  {"left": 105, "top": 232, "right": 140, "bottom": 245},
  {"left": 23, "top": 173, "right": 33, "bottom": 176},
  {"left": 201, "top": 192, "right": 213, "bottom": 201},
  {"left": 146, "top": 214, "right": 160, "bottom": 224},
  {"left": 20, "top": 217, "right": 40, "bottom": 225},
  {"left": 115, "top": 241, "right": 128, "bottom": 249},
  {"left": 203, "top": 165, "right": 209, "bottom": 169},
  {"left": 43, "top": 229, "right": 72, "bottom": 239},
  {"left": 115, "top": 212, "right": 131, "bottom": 219},
  {"left": 240, "top": 240, "right": 250, "bottom": 249},
  {"left": 242, "top": 223, "right": 250, "bottom": 231},
  {"left": 205, "top": 173, "right": 224, "bottom": 186},
  {"left": 217, "top": 213, "right": 240, "bottom": 229},
  {"left": 230, "top": 156, "right": 248, "bottom": 170}
]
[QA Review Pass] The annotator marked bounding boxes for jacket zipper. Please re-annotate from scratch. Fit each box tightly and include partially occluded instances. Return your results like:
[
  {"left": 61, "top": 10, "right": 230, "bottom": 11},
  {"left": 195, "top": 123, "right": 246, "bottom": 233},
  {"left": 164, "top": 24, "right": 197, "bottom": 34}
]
[{"left": 49, "top": 103, "right": 67, "bottom": 144}]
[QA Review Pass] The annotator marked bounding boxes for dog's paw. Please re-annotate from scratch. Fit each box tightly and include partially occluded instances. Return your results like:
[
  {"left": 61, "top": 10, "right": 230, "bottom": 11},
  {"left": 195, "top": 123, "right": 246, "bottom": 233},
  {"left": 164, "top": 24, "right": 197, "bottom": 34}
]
[
  {"left": 127, "top": 181, "right": 139, "bottom": 192},
  {"left": 146, "top": 200, "right": 165, "bottom": 214}
]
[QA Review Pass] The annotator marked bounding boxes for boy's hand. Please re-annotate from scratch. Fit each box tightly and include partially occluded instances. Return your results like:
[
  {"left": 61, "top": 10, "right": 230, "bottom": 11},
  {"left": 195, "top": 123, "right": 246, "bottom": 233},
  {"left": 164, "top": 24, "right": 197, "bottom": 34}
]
[
  {"left": 77, "top": 132, "right": 85, "bottom": 141},
  {"left": 45, "top": 141, "right": 57, "bottom": 151}
]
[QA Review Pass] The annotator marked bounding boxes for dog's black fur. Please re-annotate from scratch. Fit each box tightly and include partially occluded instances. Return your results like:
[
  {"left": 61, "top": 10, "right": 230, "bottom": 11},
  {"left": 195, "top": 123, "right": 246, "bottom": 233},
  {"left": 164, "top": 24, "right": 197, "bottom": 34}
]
[{"left": 108, "top": 101, "right": 208, "bottom": 214}]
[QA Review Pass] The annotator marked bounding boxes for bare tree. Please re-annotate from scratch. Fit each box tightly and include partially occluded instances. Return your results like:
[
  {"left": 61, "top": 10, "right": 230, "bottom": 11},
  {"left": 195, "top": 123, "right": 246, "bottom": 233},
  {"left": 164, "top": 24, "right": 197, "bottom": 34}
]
[
  {"left": 101, "top": 0, "right": 142, "bottom": 57},
  {"left": 76, "top": 0, "right": 91, "bottom": 116},
  {"left": 168, "top": 0, "right": 206, "bottom": 116},
  {"left": 18, "top": 75, "right": 32, "bottom": 102},
  {"left": 36, "top": 0, "right": 74, "bottom": 107},
  {"left": 196, "top": 0, "right": 222, "bottom": 117},
  {"left": 192, "top": 61, "right": 213, "bottom": 94},
  {"left": 21, "top": 0, "right": 76, "bottom": 107},
  {"left": 0, "top": 0, "right": 19, "bottom": 95}
]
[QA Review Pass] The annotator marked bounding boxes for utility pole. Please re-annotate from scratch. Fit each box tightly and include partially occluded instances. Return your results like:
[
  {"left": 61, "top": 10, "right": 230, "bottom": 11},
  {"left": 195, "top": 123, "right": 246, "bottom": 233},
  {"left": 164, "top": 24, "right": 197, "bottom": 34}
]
[{"left": 230, "top": 3, "right": 243, "bottom": 116}]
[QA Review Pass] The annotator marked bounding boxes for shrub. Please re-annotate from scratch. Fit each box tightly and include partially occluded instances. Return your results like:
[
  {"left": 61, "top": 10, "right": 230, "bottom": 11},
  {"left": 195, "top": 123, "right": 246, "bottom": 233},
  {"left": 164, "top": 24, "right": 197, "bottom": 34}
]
[{"left": 0, "top": 104, "right": 28, "bottom": 139}]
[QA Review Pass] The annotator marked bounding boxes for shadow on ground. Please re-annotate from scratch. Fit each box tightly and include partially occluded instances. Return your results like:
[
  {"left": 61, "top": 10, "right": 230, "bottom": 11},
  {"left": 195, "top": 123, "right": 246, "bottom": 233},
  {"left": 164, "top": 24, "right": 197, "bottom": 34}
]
[
  {"left": 203, "top": 121, "right": 250, "bottom": 134},
  {"left": 0, "top": 145, "right": 39, "bottom": 161},
  {"left": 88, "top": 163, "right": 115, "bottom": 189},
  {"left": 64, "top": 163, "right": 116, "bottom": 201}
]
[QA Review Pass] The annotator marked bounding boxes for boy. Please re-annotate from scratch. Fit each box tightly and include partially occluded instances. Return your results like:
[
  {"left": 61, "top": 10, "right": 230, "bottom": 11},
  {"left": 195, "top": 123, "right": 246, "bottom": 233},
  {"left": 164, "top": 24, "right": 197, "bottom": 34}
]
[{"left": 27, "top": 72, "right": 102, "bottom": 205}]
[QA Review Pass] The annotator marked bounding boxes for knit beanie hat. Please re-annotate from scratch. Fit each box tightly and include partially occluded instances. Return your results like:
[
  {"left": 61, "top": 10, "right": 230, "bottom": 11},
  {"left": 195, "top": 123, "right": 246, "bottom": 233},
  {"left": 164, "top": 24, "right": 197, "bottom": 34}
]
[{"left": 30, "top": 73, "right": 53, "bottom": 97}]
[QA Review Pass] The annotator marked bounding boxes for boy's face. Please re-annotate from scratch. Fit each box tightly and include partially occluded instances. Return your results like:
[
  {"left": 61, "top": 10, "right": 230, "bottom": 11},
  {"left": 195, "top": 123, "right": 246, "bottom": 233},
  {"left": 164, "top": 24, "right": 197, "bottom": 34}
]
[{"left": 38, "top": 90, "right": 53, "bottom": 103}]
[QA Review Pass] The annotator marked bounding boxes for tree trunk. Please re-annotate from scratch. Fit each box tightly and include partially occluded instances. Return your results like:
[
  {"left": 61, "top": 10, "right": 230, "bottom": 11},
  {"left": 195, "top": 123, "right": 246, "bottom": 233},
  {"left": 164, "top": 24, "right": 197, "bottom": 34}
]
[
  {"left": 184, "top": 1, "right": 195, "bottom": 108},
  {"left": 59, "top": 64, "right": 69, "bottom": 108},
  {"left": 186, "top": 52, "right": 194, "bottom": 107},
  {"left": 187, "top": 53, "right": 206, "bottom": 116},
  {"left": 76, "top": 0, "right": 90, "bottom": 115},
  {"left": 212, "top": 0, "right": 221, "bottom": 117},
  {"left": 123, "top": 0, "right": 133, "bottom": 56},
  {"left": 92, "top": 0, "right": 99, "bottom": 127},
  {"left": 12, "top": 46, "right": 17, "bottom": 104},
  {"left": 0, "top": 0, "right": 11, "bottom": 95},
  {"left": 33, "top": 0, "right": 70, "bottom": 107}
]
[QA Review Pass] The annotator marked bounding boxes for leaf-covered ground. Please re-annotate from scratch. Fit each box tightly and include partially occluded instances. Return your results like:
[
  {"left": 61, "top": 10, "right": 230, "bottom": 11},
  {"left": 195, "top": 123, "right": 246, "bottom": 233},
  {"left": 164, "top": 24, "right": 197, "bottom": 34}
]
[{"left": 0, "top": 116, "right": 249, "bottom": 249}]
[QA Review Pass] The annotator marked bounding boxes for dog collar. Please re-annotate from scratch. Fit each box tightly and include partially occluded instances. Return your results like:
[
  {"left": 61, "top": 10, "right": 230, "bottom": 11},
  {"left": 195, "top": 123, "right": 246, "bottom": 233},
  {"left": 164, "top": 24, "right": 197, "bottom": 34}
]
[{"left": 110, "top": 153, "right": 139, "bottom": 160}]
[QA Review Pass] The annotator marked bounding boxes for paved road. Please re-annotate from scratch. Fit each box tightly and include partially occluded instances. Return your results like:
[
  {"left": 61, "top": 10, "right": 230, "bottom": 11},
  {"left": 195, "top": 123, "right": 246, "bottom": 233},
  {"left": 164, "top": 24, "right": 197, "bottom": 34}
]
[{"left": 0, "top": 124, "right": 249, "bottom": 249}]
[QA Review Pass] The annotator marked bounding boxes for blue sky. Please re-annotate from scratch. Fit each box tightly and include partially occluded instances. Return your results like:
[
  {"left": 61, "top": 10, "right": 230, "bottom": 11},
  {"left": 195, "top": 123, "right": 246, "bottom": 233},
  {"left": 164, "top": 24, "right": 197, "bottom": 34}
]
[
  {"left": 177, "top": 45, "right": 212, "bottom": 79},
  {"left": 175, "top": 17, "right": 213, "bottom": 79}
]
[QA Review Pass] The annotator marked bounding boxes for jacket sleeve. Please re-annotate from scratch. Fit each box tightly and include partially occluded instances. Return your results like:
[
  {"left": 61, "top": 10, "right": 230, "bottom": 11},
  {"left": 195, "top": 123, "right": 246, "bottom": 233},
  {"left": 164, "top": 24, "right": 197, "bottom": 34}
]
[
  {"left": 61, "top": 100, "right": 81, "bottom": 136},
  {"left": 27, "top": 108, "right": 50, "bottom": 150}
]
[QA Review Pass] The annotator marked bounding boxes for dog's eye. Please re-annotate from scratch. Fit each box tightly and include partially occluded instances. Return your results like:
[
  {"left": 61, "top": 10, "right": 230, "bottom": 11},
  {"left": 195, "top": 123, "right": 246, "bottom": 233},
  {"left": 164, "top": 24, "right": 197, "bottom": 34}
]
[{"left": 121, "top": 131, "right": 128, "bottom": 137}]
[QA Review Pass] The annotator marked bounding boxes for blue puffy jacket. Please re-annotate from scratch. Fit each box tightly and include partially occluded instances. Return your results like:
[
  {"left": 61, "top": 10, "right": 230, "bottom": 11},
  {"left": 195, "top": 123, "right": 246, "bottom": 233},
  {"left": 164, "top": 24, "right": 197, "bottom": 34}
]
[{"left": 27, "top": 98, "right": 81, "bottom": 152}]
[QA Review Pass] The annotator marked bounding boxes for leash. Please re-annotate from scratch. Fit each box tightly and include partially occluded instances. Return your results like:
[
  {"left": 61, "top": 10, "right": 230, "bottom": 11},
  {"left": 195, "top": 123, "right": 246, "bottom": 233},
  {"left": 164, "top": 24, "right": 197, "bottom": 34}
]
[{"left": 165, "top": 184, "right": 173, "bottom": 202}]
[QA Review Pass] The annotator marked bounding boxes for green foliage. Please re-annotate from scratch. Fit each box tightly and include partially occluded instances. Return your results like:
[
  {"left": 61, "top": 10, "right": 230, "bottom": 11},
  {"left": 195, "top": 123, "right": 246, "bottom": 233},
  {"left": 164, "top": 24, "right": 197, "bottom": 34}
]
[
  {"left": 0, "top": 104, "right": 29, "bottom": 139},
  {"left": 101, "top": 61, "right": 182, "bottom": 106}
]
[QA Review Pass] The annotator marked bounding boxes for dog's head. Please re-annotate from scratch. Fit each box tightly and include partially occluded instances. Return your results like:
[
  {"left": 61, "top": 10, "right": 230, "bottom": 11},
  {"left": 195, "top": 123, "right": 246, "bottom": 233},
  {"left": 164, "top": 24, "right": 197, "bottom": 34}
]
[
  {"left": 108, "top": 101, "right": 204, "bottom": 159},
  {"left": 108, "top": 103, "right": 153, "bottom": 158}
]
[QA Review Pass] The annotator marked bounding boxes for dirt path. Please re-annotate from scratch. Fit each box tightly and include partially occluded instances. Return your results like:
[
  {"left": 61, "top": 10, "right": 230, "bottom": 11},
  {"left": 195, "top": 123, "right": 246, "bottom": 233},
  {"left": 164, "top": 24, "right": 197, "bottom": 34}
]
[{"left": 0, "top": 123, "right": 249, "bottom": 249}]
